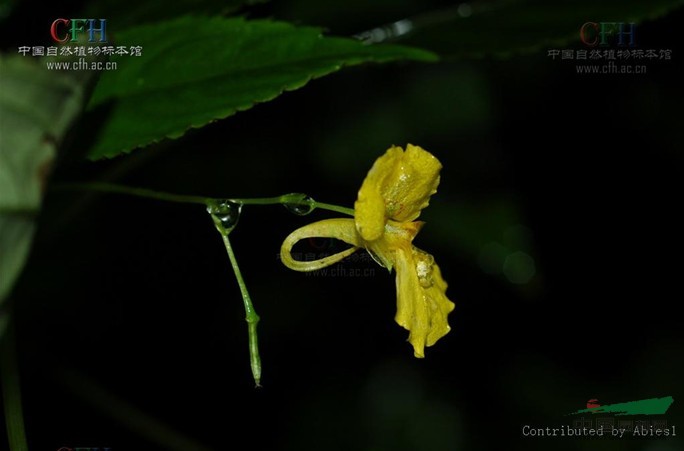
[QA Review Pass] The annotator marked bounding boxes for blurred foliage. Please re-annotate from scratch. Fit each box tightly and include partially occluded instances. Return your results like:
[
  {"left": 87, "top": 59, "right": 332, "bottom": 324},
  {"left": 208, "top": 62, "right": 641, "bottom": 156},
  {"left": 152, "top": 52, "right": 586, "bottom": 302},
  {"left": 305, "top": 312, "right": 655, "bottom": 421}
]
[
  {"left": 276, "top": 0, "right": 684, "bottom": 57},
  {"left": 397, "top": 0, "right": 684, "bottom": 57},
  {"left": 85, "top": 0, "right": 267, "bottom": 28},
  {"left": 0, "top": 55, "right": 93, "bottom": 335},
  {"left": 0, "top": 0, "right": 13, "bottom": 21}
]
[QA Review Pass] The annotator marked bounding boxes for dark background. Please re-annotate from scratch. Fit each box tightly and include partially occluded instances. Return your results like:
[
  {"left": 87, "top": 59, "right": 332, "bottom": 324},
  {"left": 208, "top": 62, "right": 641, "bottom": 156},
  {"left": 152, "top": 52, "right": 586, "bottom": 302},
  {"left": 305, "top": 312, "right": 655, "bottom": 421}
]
[{"left": 2, "top": 1, "right": 683, "bottom": 450}]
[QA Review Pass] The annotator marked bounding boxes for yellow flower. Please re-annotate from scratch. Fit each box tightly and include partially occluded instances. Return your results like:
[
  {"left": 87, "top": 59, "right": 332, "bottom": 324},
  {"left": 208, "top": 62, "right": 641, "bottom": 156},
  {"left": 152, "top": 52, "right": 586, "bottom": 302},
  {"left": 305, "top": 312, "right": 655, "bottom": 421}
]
[{"left": 280, "top": 144, "right": 455, "bottom": 357}]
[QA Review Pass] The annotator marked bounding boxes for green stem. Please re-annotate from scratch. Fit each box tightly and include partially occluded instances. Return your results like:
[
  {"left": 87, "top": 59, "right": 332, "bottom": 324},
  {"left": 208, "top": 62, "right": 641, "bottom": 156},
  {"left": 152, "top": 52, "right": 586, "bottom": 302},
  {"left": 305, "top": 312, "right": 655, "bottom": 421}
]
[
  {"left": 311, "top": 201, "right": 355, "bottom": 216},
  {"left": 218, "top": 233, "right": 261, "bottom": 387},
  {"left": 54, "top": 182, "right": 209, "bottom": 205},
  {"left": 0, "top": 323, "right": 29, "bottom": 451},
  {"left": 52, "top": 182, "right": 354, "bottom": 387},
  {"left": 234, "top": 194, "right": 355, "bottom": 216},
  {"left": 230, "top": 195, "right": 293, "bottom": 205},
  {"left": 52, "top": 183, "right": 355, "bottom": 216}
]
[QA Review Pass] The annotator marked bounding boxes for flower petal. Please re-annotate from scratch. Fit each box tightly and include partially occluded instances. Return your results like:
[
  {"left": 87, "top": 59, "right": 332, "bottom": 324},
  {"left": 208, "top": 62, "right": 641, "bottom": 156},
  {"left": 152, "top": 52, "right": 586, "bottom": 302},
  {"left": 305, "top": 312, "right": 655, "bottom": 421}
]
[
  {"left": 355, "top": 145, "right": 442, "bottom": 241},
  {"left": 280, "top": 218, "right": 360, "bottom": 272},
  {"left": 355, "top": 146, "right": 403, "bottom": 241},
  {"left": 385, "top": 144, "right": 442, "bottom": 223},
  {"left": 422, "top": 258, "right": 455, "bottom": 347},
  {"left": 394, "top": 245, "right": 454, "bottom": 357}
]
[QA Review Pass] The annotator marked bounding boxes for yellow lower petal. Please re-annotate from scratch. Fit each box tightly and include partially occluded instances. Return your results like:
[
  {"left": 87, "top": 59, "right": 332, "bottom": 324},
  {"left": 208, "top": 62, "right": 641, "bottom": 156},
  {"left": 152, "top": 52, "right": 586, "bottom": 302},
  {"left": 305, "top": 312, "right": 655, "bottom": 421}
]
[
  {"left": 394, "top": 246, "right": 429, "bottom": 357},
  {"left": 423, "top": 261, "right": 455, "bottom": 346},
  {"left": 393, "top": 245, "right": 455, "bottom": 357}
]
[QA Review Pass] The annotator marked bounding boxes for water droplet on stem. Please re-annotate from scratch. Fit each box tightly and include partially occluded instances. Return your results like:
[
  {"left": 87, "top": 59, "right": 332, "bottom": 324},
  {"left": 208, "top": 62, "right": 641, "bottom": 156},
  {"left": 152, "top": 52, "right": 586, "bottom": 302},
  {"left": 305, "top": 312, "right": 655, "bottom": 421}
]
[
  {"left": 207, "top": 199, "right": 242, "bottom": 234},
  {"left": 283, "top": 193, "right": 316, "bottom": 216}
]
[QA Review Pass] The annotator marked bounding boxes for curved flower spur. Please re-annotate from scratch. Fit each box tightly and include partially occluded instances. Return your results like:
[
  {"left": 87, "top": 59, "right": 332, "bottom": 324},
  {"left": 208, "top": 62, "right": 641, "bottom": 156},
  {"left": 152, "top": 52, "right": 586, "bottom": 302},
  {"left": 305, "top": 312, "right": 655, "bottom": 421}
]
[{"left": 280, "top": 144, "right": 455, "bottom": 357}]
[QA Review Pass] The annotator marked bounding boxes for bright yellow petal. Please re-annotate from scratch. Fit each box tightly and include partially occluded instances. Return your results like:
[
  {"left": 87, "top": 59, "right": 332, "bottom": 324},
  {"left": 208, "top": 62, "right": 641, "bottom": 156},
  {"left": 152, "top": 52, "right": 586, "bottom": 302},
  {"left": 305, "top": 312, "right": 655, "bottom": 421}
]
[
  {"left": 354, "top": 145, "right": 442, "bottom": 240},
  {"left": 385, "top": 144, "right": 442, "bottom": 222},
  {"left": 280, "top": 218, "right": 360, "bottom": 272},
  {"left": 354, "top": 146, "right": 403, "bottom": 241},
  {"left": 420, "top": 256, "right": 455, "bottom": 347},
  {"left": 393, "top": 245, "right": 454, "bottom": 357},
  {"left": 394, "top": 246, "right": 427, "bottom": 357}
]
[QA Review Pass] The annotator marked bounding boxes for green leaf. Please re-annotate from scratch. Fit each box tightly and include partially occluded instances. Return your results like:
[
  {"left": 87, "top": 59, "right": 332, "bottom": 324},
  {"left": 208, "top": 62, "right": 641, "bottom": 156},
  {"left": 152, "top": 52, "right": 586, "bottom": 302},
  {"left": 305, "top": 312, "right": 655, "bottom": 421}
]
[
  {"left": 86, "top": 16, "right": 437, "bottom": 160},
  {"left": 0, "top": 55, "right": 92, "bottom": 335},
  {"left": 381, "top": 0, "right": 684, "bottom": 58}
]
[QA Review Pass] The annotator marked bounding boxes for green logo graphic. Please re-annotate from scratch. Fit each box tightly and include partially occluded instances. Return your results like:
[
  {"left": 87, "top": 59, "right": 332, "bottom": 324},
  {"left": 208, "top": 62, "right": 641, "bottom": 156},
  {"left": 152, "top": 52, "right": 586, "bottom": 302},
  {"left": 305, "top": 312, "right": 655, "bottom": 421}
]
[{"left": 570, "top": 396, "right": 674, "bottom": 416}]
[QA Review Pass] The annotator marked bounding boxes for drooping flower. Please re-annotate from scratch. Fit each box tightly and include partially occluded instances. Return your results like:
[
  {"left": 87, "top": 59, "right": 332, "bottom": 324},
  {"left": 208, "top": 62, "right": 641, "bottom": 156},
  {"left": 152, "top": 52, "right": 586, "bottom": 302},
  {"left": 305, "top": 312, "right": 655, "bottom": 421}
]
[{"left": 280, "top": 144, "right": 455, "bottom": 357}]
